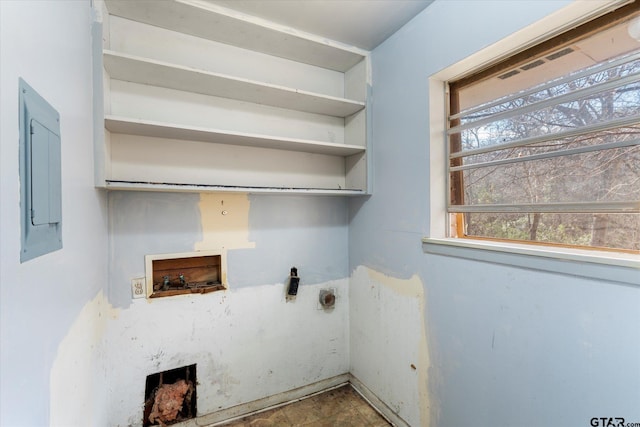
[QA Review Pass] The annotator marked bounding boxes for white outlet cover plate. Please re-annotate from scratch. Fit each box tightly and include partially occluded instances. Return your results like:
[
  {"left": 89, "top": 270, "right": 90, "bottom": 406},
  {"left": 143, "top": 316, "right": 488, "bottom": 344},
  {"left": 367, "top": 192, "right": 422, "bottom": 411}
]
[{"left": 131, "top": 277, "right": 146, "bottom": 299}]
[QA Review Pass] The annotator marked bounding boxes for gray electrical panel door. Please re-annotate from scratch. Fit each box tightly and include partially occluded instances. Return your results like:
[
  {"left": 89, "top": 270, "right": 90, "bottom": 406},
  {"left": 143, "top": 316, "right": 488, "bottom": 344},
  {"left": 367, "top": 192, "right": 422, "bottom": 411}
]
[{"left": 19, "top": 78, "right": 62, "bottom": 262}]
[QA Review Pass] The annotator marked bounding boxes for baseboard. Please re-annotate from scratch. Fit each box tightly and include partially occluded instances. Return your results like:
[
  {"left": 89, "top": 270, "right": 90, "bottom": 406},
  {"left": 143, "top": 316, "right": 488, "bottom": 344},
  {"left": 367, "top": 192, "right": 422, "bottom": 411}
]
[
  {"left": 175, "top": 372, "right": 410, "bottom": 427},
  {"left": 191, "top": 373, "right": 351, "bottom": 426},
  {"left": 348, "top": 374, "right": 411, "bottom": 427}
]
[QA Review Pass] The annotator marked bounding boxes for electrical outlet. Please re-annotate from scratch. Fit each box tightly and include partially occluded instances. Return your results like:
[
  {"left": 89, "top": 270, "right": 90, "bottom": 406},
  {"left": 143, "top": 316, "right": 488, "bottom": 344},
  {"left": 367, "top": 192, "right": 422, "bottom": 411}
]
[{"left": 131, "top": 277, "right": 146, "bottom": 299}]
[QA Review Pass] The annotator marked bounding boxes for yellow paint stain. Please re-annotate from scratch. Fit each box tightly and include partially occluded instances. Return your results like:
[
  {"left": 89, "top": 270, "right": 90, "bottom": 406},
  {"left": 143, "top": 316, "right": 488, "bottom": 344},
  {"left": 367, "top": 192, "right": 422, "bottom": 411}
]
[
  {"left": 195, "top": 193, "right": 255, "bottom": 251},
  {"left": 365, "top": 268, "right": 432, "bottom": 427},
  {"left": 366, "top": 268, "right": 422, "bottom": 299}
]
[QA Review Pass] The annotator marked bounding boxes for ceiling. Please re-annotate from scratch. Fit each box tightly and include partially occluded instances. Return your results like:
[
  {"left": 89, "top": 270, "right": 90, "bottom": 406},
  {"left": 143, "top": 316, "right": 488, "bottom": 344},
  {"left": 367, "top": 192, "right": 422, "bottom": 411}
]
[{"left": 204, "top": 0, "right": 434, "bottom": 50}]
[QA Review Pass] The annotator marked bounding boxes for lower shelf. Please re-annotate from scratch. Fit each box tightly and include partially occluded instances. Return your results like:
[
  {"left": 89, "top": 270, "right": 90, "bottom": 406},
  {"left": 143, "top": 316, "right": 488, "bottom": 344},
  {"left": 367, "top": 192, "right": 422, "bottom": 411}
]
[{"left": 104, "top": 180, "right": 368, "bottom": 196}]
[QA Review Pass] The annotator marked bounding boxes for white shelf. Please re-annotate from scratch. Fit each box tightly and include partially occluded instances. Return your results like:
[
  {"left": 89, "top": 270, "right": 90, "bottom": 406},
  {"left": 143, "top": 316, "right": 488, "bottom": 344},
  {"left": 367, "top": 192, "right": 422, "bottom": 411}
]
[
  {"left": 103, "top": 51, "right": 365, "bottom": 118},
  {"left": 97, "top": 0, "right": 370, "bottom": 195},
  {"left": 105, "top": 181, "right": 367, "bottom": 196},
  {"left": 105, "top": 116, "right": 366, "bottom": 157},
  {"left": 104, "top": 0, "right": 366, "bottom": 72}
]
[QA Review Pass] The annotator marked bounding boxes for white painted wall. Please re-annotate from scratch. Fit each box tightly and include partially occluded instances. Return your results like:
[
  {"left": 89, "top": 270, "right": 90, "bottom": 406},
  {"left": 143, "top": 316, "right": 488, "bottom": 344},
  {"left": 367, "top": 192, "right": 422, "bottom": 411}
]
[
  {"left": 105, "top": 280, "right": 349, "bottom": 426},
  {"left": 0, "top": 1, "right": 109, "bottom": 426},
  {"left": 349, "top": 266, "right": 429, "bottom": 427}
]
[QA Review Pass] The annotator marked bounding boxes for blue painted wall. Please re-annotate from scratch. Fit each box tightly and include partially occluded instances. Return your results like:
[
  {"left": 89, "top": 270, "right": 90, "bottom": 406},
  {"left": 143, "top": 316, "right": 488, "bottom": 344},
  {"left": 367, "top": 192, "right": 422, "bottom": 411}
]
[
  {"left": 233, "top": 195, "right": 349, "bottom": 286},
  {"left": 0, "top": 2, "right": 108, "bottom": 425},
  {"left": 350, "top": 1, "right": 640, "bottom": 426},
  {"left": 108, "top": 191, "right": 203, "bottom": 307},
  {"left": 108, "top": 192, "right": 349, "bottom": 307}
]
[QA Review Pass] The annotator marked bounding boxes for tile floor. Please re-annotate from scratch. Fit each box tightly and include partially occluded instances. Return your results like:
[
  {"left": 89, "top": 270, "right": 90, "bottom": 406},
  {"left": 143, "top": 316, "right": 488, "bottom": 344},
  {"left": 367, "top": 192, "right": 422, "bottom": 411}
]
[{"left": 217, "top": 384, "right": 391, "bottom": 426}]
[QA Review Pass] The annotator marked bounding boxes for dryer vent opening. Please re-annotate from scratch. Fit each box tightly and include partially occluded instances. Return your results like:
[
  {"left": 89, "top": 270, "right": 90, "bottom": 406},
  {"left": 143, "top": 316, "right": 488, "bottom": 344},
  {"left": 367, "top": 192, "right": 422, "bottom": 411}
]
[{"left": 143, "top": 364, "right": 196, "bottom": 426}]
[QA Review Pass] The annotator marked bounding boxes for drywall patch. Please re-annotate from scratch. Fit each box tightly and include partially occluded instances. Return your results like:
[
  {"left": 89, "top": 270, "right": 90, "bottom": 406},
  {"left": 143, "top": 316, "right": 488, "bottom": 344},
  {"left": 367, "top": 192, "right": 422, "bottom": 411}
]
[
  {"left": 50, "top": 290, "right": 119, "bottom": 426},
  {"left": 350, "top": 265, "right": 431, "bottom": 427},
  {"left": 195, "top": 193, "right": 255, "bottom": 252}
]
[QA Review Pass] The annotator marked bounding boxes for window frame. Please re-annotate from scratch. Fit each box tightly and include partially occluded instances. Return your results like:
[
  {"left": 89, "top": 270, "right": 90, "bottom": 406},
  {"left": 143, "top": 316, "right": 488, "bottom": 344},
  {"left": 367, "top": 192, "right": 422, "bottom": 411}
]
[{"left": 424, "top": 0, "right": 640, "bottom": 283}]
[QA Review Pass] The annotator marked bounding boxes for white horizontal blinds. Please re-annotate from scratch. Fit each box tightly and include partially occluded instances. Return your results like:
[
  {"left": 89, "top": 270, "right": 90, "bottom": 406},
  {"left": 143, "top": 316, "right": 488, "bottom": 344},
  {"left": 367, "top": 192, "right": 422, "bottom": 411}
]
[
  {"left": 448, "top": 51, "right": 640, "bottom": 213},
  {"left": 450, "top": 115, "right": 640, "bottom": 161},
  {"left": 449, "top": 61, "right": 640, "bottom": 135},
  {"left": 451, "top": 201, "right": 640, "bottom": 214}
]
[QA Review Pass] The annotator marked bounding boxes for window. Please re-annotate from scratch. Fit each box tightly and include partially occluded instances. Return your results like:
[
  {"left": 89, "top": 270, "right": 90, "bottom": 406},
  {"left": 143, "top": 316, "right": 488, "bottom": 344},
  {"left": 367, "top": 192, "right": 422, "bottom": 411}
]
[{"left": 447, "top": 2, "right": 640, "bottom": 252}]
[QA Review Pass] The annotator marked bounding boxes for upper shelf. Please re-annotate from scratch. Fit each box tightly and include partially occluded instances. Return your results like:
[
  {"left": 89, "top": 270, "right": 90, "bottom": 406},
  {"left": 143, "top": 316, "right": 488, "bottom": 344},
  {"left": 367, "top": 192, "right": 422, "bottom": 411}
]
[
  {"left": 105, "top": 116, "right": 366, "bottom": 156},
  {"left": 104, "top": 0, "right": 367, "bottom": 72},
  {"left": 103, "top": 51, "right": 365, "bottom": 118}
]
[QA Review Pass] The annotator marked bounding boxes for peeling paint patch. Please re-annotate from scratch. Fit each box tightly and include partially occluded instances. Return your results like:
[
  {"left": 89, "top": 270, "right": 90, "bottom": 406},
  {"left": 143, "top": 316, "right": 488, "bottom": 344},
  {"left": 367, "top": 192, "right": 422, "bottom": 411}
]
[
  {"left": 351, "top": 266, "right": 431, "bottom": 427},
  {"left": 195, "top": 193, "right": 255, "bottom": 251},
  {"left": 50, "top": 290, "right": 117, "bottom": 426}
]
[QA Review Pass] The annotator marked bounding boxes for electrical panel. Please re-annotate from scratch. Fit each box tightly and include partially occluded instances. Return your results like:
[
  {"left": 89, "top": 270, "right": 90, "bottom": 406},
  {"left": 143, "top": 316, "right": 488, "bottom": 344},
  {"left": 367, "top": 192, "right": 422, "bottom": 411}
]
[{"left": 19, "top": 78, "right": 62, "bottom": 262}]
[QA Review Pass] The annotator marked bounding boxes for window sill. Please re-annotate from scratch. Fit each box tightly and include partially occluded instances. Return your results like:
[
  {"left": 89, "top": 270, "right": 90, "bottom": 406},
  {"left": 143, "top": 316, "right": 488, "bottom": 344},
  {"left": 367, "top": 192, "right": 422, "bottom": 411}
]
[{"left": 422, "top": 238, "right": 639, "bottom": 286}]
